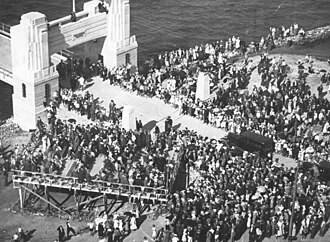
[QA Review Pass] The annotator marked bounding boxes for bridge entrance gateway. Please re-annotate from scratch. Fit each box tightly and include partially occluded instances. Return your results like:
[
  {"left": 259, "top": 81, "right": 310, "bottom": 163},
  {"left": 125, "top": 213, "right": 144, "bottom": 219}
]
[{"left": 0, "top": 0, "right": 138, "bottom": 130}]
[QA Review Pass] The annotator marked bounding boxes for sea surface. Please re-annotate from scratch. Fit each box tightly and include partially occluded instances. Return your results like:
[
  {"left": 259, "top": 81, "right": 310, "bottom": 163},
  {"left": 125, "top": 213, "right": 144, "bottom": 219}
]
[{"left": 0, "top": 0, "right": 330, "bottom": 61}]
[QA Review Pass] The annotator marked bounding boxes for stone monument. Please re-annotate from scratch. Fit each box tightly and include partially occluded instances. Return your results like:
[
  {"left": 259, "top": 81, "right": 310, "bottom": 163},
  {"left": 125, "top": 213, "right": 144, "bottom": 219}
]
[
  {"left": 121, "top": 105, "right": 136, "bottom": 131},
  {"left": 195, "top": 72, "right": 210, "bottom": 101}
]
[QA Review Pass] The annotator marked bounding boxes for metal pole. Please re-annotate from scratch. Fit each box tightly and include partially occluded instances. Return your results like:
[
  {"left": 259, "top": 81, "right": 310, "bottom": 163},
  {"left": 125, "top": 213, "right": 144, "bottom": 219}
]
[
  {"left": 186, "top": 163, "right": 189, "bottom": 189},
  {"left": 45, "top": 186, "right": 51, "bottom": 213},
  {"left": 19, "top": 187, "right": 23, "bottom": 209},
  {"left": 288, "top": 160, "right": 300, "bottom": 241},
  {"left": 104, "top": 194, "right": 107, "bottom": 214},
  {"left": 166, "top": 164, "right": 170, "bottom": 189},
  {"left": 72, "top": 0, "right": 76, "bottom": 13}
]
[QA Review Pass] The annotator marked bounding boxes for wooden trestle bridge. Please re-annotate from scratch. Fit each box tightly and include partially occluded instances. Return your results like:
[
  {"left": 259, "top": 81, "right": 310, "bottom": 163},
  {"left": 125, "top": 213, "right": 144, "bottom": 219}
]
[{"left": 12, "top": 170, "right": 168, "bottom": 216}]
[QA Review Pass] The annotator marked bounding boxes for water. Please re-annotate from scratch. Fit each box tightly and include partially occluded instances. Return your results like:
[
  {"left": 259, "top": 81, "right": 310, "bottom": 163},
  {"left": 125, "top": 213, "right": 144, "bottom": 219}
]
[{"left": 0, "top": 0, "right": 330, "bottom": 60}]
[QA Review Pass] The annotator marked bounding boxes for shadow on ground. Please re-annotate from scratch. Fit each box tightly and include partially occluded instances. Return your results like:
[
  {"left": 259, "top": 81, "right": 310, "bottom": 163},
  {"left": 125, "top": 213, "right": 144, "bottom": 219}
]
[{"left": 143, "top": 120, "right": 157, "bottom": 131}]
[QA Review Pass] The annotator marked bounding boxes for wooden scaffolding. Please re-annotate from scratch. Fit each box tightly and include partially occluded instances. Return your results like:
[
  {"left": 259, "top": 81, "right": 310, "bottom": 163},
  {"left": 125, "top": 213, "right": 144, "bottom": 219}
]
[{"left": 12, "top": 170, "right": 168, "bottom": 216}]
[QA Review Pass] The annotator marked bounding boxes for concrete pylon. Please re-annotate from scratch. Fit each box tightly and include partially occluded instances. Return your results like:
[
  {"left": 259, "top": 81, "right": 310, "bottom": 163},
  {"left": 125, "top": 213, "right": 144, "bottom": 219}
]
[
  {"left": 121, "top": 105, "right": 136, "bottom": 131},
  {"left": 195, "top": 72, "right": 210, "bottom": 101},
  {"left": 101, "top": 0, "right": 138, "bottom": 69},
  {"left": 11, "top": 12, "right": 58, "bottom": 130}
]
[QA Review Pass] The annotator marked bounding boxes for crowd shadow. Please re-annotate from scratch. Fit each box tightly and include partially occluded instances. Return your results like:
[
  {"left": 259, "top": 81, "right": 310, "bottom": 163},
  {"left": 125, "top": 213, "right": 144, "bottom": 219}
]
[
  {"left": 138, "top": 214, "right": 148, "bottom": 227},
  {"left": 0, "top": 144, "right": 13, "bottom": 158},
  {"left": 172, "top": 123, "right": 181, "bottom": 131},
  {"left": 319, "top": 90, "right": 328, "bottom": 99},
  {"left": 25, "top": 229, "right": 36, "bottom": 242},
  {"left": 143, "top": 120, "right": 157, "bottom": 131},
  {"left": 84, "top": 79, "right": 95, "bottom": 89}
]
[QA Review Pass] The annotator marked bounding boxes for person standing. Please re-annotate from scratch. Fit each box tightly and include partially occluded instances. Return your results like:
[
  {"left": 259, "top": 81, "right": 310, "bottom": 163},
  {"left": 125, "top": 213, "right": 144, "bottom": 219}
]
[
  {"left": 126, "top": 62, "right": 132, "bottom": 79},
  {"left": 165, "top": 116, "right": 173, "bottom": 134},
  {"left": 98, "top": 222, "right": 104, "bottom": 239},
  {"left": 130, "top": 215, "right": 138, "bottom": 231},
  {"left": 66, "top": 218, "right": 76, "bottom": 238},
  {"left": 152, "top": 224, "right": 157, "bottom": 240},
  {"left": 57, "top": 225, "right": 65, "bottom": 242},
  {"left": 16, "top": 227, "right": 26, "bottom": 242},
  {"left": 143, "top": 236, "right": 149, "bottom": 242},
  {"left": 138, "top": 120, "right": 143, "bottom": 131},
  {"left": 113, "top": 228, "right": 121, "bottom": 242},
  {"left": 78, "top": 76, "right": 85, "bottom": 91},
  {"left": 109, "top": 100, "right": 116, "bottom": 116}
]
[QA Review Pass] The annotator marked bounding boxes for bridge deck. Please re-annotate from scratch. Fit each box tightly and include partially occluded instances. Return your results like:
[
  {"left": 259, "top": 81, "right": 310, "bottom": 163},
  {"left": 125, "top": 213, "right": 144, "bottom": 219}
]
[
  {"left": 0, "top": 34, "right": 12, "bottom": 73},
  {"left": 12, "top": 170, "right": 168, "bottom": 203}
]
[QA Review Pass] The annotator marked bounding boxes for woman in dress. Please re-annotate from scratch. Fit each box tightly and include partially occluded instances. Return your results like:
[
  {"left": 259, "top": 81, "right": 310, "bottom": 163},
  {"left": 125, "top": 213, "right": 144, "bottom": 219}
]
[
  {"left": 181, "top": 227, "right": 187, "bottom": 242},
  {"left": 152, "top": 224, "right": 157, "bottom": 240},
  {"left": 130, "top": 215, "right": 138, "bottom": 231}
]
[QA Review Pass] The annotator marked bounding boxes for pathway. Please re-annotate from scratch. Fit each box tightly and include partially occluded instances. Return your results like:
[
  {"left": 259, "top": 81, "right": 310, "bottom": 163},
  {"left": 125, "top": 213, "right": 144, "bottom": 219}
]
[
  {"left": 84, "top": 76, "right": 299, "bottom": 168},
  {"left": 87, "top": 78, "right": 227, "bottom": 139}
]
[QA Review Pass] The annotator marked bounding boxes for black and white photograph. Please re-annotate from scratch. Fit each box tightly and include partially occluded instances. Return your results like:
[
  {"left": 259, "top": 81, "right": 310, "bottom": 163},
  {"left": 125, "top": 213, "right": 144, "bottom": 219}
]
[{"left": 0, "top": 0, "right": 330, "bottom": 241}]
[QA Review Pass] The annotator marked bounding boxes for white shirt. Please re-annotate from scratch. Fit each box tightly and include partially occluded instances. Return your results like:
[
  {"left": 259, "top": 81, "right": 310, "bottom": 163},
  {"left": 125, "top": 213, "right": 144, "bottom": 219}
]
[{"left": 172, "top": 237, "right": 180, "bottom": 242}]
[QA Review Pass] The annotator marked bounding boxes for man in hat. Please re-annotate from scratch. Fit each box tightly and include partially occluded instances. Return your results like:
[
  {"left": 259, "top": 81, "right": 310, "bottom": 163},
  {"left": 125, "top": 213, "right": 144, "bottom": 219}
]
[
  {"left": 57, "top": 225, "right": 65, "bottom": 242},
  {"left": 66, "top": 218, "right": 76, "bottom": 238},
  {"left": 165, "top": 116, "right": 173, "bottom": 134},
  {"left": 98, "top": 0, "right": 109, "bottom": 14},
  {"left": 109, "top": 100, "right": 116, "bottom": 116},
  {"left": 36, "top": 116, "right": 45, "bottom": 135}
]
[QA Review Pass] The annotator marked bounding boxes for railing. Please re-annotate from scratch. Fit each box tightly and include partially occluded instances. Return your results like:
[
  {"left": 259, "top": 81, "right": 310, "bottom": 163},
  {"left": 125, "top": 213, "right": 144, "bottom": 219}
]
[
  {"left": 58, "top": 49, "right": 74, "bottom": 58},
  {"left": 117, "top": 35, "right": 138, "bottom": 49},
  {"left": 0, "top": 22, "right": 10, "bottom": 37},
  {"left": 12, "top": 170, "right": 168, "bottom": 202},
  {"left": 48, "top": 11, "right": 89, "bottom": 28},
  {"left": 0, "top": 67, "right": 13, "bottom": 82},
  {"left": 33, "top": 65, "right": 57, "bottom": 80}
]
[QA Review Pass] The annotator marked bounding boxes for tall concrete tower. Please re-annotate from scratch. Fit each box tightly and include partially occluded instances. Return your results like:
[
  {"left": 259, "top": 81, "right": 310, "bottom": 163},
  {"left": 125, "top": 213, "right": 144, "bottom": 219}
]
[
  {"left": 101, "top": 0, "right": 138, "bottom": 68},
  {"left": 11, "top": 12, "right": 58, "bottom": 130}
]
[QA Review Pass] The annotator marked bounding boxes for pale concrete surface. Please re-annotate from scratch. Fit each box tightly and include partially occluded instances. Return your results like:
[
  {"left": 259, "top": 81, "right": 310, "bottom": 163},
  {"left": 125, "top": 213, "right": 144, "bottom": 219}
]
[
  {"left": 86, "top": 77, "right": 228, "bottom": 140},
  {"left": 90, "top": 155, "right": 105, "bottom": 176},
  {"left": 84, "top": 77, "right": 299, "bottom": 169},
  {"left": 0, "top": 35, "right": 12, "bottom": 72}
]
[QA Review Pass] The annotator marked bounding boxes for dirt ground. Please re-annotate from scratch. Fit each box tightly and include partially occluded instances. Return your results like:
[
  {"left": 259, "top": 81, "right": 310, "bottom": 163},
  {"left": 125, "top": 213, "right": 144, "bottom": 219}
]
[{"left": 0, "top": 53, "right": 330, "bottom": 242}]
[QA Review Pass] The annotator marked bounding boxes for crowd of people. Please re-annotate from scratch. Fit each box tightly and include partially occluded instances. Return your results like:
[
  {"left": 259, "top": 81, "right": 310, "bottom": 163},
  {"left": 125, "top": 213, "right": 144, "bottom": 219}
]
[
  {"left": 4, "top": 91, "right": 183, "bottom": 190},
  {"left": 65, "top": 22, "right": 330, "bottom": 241},
  {"left": 5, "top": 21, "right": 330, "bottom": 242},
  {"left": 151, "top": 132, "right": 330, "bottom": 242},
  {"left": 59, "top": 21, "right": 329, "bottom": 166},
  {"left": 85, "top": 207, "right": 141, "bottom": 242}
]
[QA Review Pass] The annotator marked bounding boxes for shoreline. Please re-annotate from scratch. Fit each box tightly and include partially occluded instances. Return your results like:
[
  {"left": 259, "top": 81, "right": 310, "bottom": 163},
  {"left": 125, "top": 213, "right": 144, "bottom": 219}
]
[{"left": 139, "top": 24, "right": 330, "bottom": 62}]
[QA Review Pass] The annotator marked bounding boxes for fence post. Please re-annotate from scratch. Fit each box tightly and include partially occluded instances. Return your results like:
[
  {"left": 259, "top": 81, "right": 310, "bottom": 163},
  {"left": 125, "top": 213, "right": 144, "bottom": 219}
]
[{"left": 19, "top": 187, "right": 23, "bottom": 209}]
